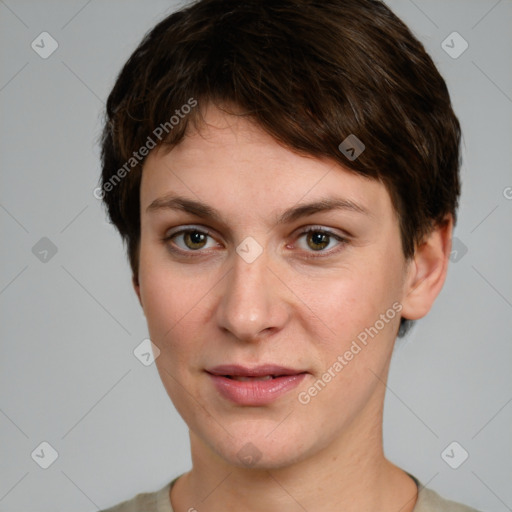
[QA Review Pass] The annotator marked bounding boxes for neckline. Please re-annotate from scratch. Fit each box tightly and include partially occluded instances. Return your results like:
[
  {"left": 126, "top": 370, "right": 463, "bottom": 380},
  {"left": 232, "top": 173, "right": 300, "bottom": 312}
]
[{"left": 164, "top": 471, "right": 422, "bottom": 511}]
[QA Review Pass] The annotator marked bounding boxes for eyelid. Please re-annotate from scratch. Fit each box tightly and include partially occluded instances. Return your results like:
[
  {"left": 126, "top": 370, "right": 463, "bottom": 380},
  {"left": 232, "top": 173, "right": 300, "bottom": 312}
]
[
  {"left": 164, "top": 224, "right": 216, "bottom": 239},
  {"left": 293, "top": 224, "right": 351, "bottom": 240}
]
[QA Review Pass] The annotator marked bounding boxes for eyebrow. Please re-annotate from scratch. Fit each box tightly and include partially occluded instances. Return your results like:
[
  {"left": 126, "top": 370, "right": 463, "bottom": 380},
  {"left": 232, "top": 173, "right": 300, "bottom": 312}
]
[{"left": 146, "top": 193, "right": 371, "bottom": 225}]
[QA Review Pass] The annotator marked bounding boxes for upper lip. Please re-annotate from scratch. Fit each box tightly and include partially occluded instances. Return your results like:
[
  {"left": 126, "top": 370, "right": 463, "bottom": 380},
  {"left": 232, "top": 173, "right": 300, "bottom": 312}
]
[{"left": 206, "top": 364, "right": 306, "bottom": 377}]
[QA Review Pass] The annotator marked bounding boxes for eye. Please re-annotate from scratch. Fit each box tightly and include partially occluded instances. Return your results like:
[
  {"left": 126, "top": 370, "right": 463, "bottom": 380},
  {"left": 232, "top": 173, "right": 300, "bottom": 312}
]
[
  {"left": 162, "top": 225, "right": 348, "bottom": 258},
  {"left": 163, "top": 227, "right": 219, "bottom": 252},
  {"left": 295, "top": 227, "right": 348, "bottom": 254}
]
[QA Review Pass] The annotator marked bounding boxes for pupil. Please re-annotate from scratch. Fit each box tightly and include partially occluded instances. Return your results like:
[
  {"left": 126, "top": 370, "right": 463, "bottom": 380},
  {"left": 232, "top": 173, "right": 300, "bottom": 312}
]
[
  {"left": 309, "top": 232, "right": 328, "bottom": 250},
  {"left": 187, "top": 231, "right": 206, "bottom": 248}
]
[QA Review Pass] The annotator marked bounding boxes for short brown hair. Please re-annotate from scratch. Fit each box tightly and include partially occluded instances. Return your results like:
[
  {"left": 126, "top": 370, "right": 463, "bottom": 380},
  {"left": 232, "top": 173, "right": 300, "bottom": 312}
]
[{"left": 99, "top": 0, "right": 461, "bottom": 337}]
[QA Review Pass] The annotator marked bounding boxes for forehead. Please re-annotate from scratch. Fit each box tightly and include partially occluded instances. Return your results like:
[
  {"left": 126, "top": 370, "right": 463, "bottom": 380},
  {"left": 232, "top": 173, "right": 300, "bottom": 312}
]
[{"left": 140, "top": 104, "right": 394, "bottom": 222}]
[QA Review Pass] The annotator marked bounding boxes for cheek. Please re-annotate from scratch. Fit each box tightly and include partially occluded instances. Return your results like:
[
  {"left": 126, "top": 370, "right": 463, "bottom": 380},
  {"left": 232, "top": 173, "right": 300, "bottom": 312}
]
[
  {"left": 137, "top": 234, "right": 202, "bottom": 332},
  {"left": 300, "top": 268, "right": 402, "bottom": 410},
  {"left": 301, "top": 266, "right": 390, "bottom": 334},
  {"left": 138, "top": 254, "right": 197, "bottom": 348},
  {"left": 138, "top": 263, "right": 207, "bottom": 409},
  {"left": 137, "top": 256, "right": 219, "bottom": 384},
  {"left": 299, "top": 253, "right": 403, "bottom": 370}
]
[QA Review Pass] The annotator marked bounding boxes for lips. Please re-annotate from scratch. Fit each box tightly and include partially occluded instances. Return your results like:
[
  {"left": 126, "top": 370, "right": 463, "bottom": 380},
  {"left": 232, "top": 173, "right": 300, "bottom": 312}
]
[{"left": 206, "top": 364, "right": 307, "bottom": 405}]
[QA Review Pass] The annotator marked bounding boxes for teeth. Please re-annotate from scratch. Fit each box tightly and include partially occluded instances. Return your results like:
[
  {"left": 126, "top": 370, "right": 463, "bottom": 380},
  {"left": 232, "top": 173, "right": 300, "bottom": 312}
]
[{"left": 230, "top": 375, "right": 274, "bottom": 381}]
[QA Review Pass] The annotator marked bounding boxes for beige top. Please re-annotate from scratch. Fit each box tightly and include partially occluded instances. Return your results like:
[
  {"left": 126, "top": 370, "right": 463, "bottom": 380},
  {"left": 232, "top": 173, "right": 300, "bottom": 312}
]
[{"left": 101, "top": 474, "right": 481, "bottom": 512}]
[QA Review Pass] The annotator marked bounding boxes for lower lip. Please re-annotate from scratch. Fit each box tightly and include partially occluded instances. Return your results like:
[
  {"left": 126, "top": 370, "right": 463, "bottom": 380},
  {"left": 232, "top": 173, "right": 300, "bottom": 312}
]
[{"left": 207, "top": 373, "right": 307, "bottom": 405}]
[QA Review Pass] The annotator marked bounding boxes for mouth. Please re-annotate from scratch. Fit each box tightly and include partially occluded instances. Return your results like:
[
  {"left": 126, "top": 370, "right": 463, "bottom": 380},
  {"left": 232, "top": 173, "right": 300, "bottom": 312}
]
[
  {"left": 205, "top": 364, "right": 308, "bottom": 405},
  {"left": 223, "top": 375, "right": 282, "bottom": 381},
  {"left": 206, "top": 364, "right": 306, "bottom": 379}
]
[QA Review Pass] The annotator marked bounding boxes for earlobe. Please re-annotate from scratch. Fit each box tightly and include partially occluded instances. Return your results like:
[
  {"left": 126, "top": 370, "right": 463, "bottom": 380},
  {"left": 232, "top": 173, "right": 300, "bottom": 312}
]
[{"left": 400, "top": 215, "right": 453, "bottom": 321}]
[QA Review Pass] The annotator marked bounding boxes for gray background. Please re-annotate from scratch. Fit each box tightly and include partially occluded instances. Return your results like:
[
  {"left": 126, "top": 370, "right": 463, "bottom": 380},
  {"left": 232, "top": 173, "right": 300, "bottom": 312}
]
[{"left": 1, "top": 0, "right": 511, "bottom": 511}]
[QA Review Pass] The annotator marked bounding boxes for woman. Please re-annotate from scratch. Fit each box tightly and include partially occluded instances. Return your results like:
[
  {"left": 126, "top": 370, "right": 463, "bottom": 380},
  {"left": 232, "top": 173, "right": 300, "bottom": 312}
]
[{"left": 98, "top": 1, "right": 479, "bottom": 510}]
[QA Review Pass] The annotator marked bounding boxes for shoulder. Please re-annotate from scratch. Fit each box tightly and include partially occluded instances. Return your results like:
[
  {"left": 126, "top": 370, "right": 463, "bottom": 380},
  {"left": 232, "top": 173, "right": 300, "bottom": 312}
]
[
  {"left": 99, "top": 481, "right": 173, "bottom": 512},
  {"left": 414, "top": 484, "right": 482, "bottom": 512}
]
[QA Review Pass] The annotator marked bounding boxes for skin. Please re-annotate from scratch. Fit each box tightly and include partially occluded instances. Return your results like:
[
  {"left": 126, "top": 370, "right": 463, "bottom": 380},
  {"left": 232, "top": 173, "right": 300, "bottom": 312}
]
[{"left": 134, "top": 103, "right": 453, "bottom": 512}]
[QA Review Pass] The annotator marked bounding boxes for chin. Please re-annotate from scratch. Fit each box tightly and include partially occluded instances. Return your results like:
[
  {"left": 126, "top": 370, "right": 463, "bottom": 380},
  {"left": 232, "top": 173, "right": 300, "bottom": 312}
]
[{"left": 204, "top": 427, "right": 315, "bottom": 471}]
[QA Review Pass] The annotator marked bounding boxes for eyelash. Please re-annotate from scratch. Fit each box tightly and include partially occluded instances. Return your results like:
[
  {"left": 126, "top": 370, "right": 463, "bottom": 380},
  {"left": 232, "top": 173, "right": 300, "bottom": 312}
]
[{"left": 161, "top": 225, "right": 349, "bottom": 259}]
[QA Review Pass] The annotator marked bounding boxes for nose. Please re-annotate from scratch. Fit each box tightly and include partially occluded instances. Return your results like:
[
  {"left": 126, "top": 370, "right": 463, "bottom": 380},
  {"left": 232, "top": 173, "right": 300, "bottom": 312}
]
[{"left": 215, "top": 249, "right": 289, "bottom": 343}]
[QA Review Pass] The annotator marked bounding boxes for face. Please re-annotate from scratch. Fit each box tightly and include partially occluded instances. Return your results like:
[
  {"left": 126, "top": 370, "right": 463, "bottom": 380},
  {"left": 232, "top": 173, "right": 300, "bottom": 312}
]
[{"left": 136, "top": 104, "right": 413, "bottom": 469}]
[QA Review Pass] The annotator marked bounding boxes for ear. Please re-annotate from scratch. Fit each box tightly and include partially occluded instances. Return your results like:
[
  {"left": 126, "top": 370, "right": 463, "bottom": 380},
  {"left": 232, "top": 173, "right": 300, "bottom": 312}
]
[
  {"left": 132, "top": 273, "right": 144, "bottom": 310},
  {"left": 400, "top": 215, "right": 453, "bottom": 321}
]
